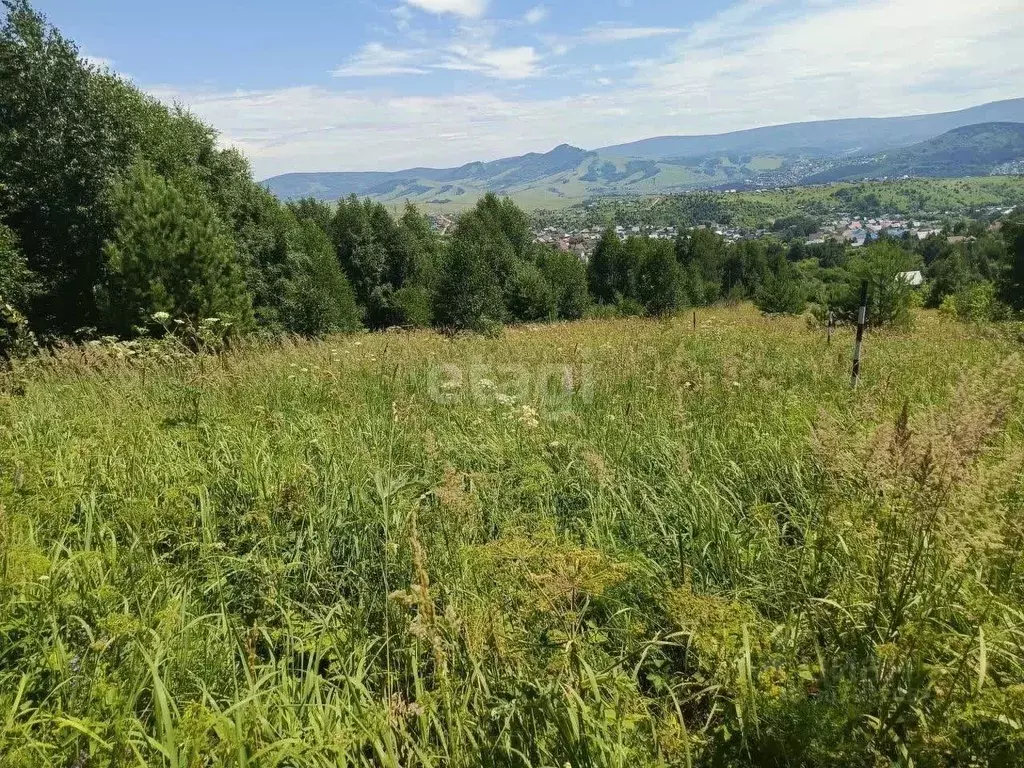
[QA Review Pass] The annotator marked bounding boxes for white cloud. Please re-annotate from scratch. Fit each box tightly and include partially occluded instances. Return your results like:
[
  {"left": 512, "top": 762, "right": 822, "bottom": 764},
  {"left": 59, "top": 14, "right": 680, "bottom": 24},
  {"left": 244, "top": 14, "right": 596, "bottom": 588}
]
[
  {"left": 404, "top": 0, "right": 487, "bottom": 18},
  {"left": 438, "top": 44, "right": 541, "bottom": 79},
  {"left": 524, "top": 6, "right": 548, "bottom": 25},
  {"left": 82, "top": 54, "right": 113, "bottom": 70},
  {"left": 150, "top": 0, "right": 1024, "bottom": 178},
  {"left": 332, "top": 43, "right": 427, "bottom": 77},
  {"left": 582, "top": 24, "right": 682, "bottom": 43}
]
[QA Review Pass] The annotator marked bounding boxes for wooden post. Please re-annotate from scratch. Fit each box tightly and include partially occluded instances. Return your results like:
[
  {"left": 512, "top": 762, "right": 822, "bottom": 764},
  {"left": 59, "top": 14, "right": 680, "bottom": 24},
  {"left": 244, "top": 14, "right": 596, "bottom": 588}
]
[
  {"left": 692, "top": 311, "right": 697, "bottom": 331},
  {"left": 827, "top": 310, "right": 834, "bottom": 346},
  {"left": 851, "top": 280, "right": 868, "bottom": 388}
]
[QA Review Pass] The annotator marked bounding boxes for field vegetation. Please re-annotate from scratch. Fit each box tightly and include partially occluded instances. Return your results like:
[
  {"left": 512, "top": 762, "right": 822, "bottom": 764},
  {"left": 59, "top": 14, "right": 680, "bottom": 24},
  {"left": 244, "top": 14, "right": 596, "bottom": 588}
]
[{"left": 3, "top": 307, "right": 1024, "bottom": 766}]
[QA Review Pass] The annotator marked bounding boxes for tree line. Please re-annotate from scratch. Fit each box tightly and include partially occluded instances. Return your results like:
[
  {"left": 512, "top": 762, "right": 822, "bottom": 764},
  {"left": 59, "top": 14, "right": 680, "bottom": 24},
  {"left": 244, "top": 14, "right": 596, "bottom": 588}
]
[
  {"left": 0, "top": 1, "right": 594, "bottom": 351},
  {"left": 2, "top": 0, "right": 1023, "bottom": 360}
]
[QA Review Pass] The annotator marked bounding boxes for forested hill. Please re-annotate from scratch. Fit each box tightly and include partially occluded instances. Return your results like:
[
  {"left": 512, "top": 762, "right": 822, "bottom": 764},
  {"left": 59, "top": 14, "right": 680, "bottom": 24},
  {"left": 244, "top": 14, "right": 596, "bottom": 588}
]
[{"left": 806, "top": 123, "right": 1024, "bottom": 183}]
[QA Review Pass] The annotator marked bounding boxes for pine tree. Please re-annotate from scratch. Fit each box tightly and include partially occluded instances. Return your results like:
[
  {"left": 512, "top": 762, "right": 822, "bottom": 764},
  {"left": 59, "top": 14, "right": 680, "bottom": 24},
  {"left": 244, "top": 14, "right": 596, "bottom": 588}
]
[
  {"left": 754, "top": 253, "right": 806, "bottom": 315},
  {"left": 103, "top": 163, "right": 251, "bottom": 332}
]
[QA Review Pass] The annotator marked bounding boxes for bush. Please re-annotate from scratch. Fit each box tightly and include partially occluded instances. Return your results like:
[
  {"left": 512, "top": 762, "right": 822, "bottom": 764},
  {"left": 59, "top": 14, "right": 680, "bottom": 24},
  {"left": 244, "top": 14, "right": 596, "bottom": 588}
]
[
  {"left": 392, "top": 285, "right": 433, "bottom": 328},
  {"left": 755, "top": 272, "right": 806, "bottom": 315},
  {"left": 939, "top": 283, "right": 1008, "bottom": 323},
  {"left": 507, "top": 261, "right": 556, "bottom": 322}
]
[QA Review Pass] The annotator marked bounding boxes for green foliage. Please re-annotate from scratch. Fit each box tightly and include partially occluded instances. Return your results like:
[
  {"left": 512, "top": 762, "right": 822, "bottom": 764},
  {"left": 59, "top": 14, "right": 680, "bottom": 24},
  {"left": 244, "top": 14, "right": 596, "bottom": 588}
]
[
  {"left": 0, "top": 221, "right": 34, "bottom": 310},
  {"left": 587, "top": 227, "right": 621, "bottom": 304},
  {"left": 999, "top": 214, "right": 1024, "bottom": 311},
  {"left": 433, "top": 231, "right": 505, "bottom": 331},
  {"left": 834, "top": 242, "right": 918, "bottom": 327},
  {"left": 282, "top": 220, "right": 361, "bottom": 336},
  {"left": 678, "top": 228, "right": 728, "bottom": 304},
  {"left": 508, "top": 261, "right": 556, "bottom": 322},
  {"left": 102, "top": 163, "right": 251, "bottom": 332},
  {"left": 755, "top": 254, "right": 807, "bottom": 315},
  {"left": 636, "top": 239, "right": 685, "bottom": 316},
  {"left": 391, "top": 284, "right": 434, "bottom": 328},
  {"left": 4, "top": 308, "right": 1024, "bottom": 765},
  {"left": 537, "top": 247, "right": 590, "bottom": 320},
  {"left": 939, "top": 282, "right": 1007, "bottom": 323},
  {"left": 331, "top": 197, "right": 439, "bottom": 329}
]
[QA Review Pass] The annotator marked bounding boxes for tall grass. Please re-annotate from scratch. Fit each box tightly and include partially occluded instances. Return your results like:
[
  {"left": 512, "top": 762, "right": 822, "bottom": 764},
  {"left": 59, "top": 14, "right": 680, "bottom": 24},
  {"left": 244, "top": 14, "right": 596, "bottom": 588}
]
[{"left": 2, "top": 306, "right": 1023, "bottom": 766}]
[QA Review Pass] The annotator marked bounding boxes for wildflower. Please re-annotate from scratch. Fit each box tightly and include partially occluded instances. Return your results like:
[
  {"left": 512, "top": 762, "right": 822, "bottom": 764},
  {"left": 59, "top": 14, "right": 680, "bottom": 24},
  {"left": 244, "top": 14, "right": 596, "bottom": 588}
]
[
  {"left": 478, "top": 378, "right": 496, "bottom": 391},
  {"left": 732, "top": 381, "right": 741, "bottom": 388},
  {"left": 441, "top": 379, "right": 462, "bottom": 392},
  {"left": 151, "top": 311, "right": 170, "bottom": 322},
  {"left": 203, "top": 317, "right": 220, "bottom": 324},
  {"left": 300, "top": 368, "right": 309, "bottom": 373},
  {"left": 515, "top": 404, "right": 540, "bottom": 429},
  {"left": 495, "top": 393, "right": 516, "bottom": 406}
]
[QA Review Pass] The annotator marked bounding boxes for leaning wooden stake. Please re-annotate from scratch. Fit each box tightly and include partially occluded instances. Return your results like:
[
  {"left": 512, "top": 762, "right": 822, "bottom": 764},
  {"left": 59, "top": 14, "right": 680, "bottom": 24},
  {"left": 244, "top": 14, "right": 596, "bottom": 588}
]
[{"left": 851, "top": 280, "right": 868, "bottom": 388}]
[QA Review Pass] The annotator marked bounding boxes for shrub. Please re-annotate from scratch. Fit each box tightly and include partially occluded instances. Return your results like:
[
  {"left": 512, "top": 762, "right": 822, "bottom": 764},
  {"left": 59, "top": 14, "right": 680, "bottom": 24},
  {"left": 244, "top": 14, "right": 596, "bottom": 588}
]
[{"left": 508, "top": 261, "right": 556, "bottom": 322}]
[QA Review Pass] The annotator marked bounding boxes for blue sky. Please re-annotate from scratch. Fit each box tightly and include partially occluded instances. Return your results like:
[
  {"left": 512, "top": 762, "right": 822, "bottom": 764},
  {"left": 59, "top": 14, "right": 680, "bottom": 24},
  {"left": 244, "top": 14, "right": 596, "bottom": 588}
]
[{"left": 34, "top": 0, "right": 1024, "bottom": 178}]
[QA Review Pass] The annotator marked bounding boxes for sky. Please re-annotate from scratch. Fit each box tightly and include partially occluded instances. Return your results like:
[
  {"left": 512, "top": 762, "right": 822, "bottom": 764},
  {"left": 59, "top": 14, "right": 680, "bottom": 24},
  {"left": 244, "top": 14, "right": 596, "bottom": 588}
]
[{"left": 34, "top": 0, "right": 1024, "bottom": 179}]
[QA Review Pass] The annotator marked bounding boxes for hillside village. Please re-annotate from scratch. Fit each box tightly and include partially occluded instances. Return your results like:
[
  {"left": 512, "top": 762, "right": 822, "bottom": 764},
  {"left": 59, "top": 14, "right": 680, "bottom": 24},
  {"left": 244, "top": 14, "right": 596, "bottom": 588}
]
[{"left": 422, "top": 203, "right": 1019, "bottom": 261}]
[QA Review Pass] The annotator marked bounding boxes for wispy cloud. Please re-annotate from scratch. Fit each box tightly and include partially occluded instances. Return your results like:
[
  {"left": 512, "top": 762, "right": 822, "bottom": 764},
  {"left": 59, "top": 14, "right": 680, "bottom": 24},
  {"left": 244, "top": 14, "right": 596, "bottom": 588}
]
[
  {"left": 404, "top": 0, "right": 487, "bottom": 19},
  {"left": 438, "top": 43, "right": 541, "bottom": 80},
  {"left": 582, "top": 24, "right": 682, "bottom": 43},
  {"left": 151, "top": 0, "right": 1024, "bottom": 178},
  {"left": 331, "top": 43, "right": 427, "bottom": 77},
  {"left": 524, "top": 6, "right": 548, "bottom": 25}
]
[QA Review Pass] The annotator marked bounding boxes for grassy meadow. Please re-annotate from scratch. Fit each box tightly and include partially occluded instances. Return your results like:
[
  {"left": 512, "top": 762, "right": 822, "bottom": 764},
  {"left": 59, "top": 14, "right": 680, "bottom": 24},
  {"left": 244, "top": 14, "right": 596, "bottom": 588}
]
[{"left": 2, "top": 306, "right": 1024, "bottom": 766}]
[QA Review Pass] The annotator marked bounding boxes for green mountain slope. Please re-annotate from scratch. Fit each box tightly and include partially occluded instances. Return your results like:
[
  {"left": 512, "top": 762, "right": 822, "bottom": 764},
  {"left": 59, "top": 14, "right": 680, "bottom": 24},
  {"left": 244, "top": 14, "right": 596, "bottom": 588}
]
[
  {"left": 262, "top": 100, "right": 1024, "bottom": 211},
  {"left": 806, "top": 123, "right": 1024, "bottom": 182}
]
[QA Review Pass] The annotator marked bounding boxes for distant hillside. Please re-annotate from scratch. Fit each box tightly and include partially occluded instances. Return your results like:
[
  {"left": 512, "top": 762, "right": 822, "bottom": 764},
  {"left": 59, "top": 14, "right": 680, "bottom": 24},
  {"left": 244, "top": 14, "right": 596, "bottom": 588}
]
[
  {"left": 598, "top": 99, "right": 1024, "bottom": 159},
  {"left": 267, "top": 144, "right": 596, "bottom": 203},
  {"left": 805, "top": 123, "right": 1024, "bottom": 183},
  {"left": 262, "top": 99, "right": 1024, "bottom": 210}
]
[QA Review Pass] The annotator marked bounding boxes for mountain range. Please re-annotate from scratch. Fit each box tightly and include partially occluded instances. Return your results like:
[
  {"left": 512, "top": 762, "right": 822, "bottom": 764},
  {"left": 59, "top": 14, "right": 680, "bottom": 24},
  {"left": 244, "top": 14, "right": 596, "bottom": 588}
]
[{"left": 263, "top": 98, "right": 1024, "bottom": 210}]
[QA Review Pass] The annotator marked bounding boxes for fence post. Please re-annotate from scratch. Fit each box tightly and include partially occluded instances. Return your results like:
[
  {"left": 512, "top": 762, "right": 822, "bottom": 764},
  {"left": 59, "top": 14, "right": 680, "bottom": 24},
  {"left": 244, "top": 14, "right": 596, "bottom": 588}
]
[
  {"left": 827, "top": 310, "right": 834, "bottom": 346},
  {"left": 851, "top": 280, "right": 868, "bottom": 388},
  {"left": 692, "top": 311, "right": 697, "bottom": 331}
]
